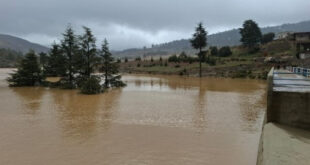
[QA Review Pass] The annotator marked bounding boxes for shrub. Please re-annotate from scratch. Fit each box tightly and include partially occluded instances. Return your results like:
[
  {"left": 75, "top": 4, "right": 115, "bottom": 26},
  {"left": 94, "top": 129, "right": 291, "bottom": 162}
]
[
  {"left": 261, "top": 32, "right": 275, "bottom": 44},
  {"left": 135, "top": 57, "right": 141, "bottom": 61},
  {"left": 59, "top": 79, "right": 76, "bottom": 89},
  {"left": 168, "top": 55, "right": 179, "bottom": 63},
  {"left": 210, "top": 46, "right": 218, "bottom": 56},
  {"left": 80, "top": 76, "right": 102, "bottom": 94},
  {"left": 218, "top": 46, "right": 232, "bottom": 57},
  {"left": 206, "top": 57, "right": 216, "bottom": 66}
]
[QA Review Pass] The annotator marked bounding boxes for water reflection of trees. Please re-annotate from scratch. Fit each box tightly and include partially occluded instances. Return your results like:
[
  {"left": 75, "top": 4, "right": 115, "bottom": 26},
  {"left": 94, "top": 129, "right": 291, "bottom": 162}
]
[
  {"left": 238, "top": 90, "right": 267, "bottom": 132},
  {"left": 129, "top": 75, "right": 265, "bottom": 93},
  {"left": 11, "top": 87, "right": 46, "bottom": 115},
  {"left": 192, "top": 79, "right": 207, "bottom": 132},
  {"left": 50, "top": 89, "right": 121, "bottom": 141}
]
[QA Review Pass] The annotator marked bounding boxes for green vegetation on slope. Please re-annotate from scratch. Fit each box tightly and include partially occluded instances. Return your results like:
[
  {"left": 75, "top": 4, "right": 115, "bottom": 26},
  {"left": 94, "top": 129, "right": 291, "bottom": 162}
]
[{"left": 0, "top": 48, "right": 23, "bottom": 68}]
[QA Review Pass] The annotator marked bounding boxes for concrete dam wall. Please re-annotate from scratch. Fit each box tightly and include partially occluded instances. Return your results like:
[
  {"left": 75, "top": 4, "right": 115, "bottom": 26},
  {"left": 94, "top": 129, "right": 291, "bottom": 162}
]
[{"left": 257, "top": 68, "right": 310, "bottom": 165}]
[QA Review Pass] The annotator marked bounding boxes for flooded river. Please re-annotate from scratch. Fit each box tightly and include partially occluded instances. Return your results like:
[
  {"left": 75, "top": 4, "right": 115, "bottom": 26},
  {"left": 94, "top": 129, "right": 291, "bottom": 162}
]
[{"left": 0, "top": 68, "right": 266, "bottom": 165}]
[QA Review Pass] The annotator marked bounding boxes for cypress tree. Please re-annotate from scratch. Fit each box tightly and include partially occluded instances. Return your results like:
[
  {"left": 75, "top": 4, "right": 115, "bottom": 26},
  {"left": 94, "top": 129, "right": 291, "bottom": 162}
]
[
  {"left": 79, "top": 26, "right": 97, "bottom": 78},
  {"left": 7, "top": 50, "right": 43, "bottom": 86},
  {"left": 239, "top": 20, "right": 262, "bottom": 48},
  {"left": 99, "top": 39, "right": 125, "bottom": 88},
  {"left": 190, "top": 22, "right": 207, "bottom": 77},
  {"left": 61, "top": 25, "right": 79, "bottom": 88},
  {"left": 44, "top": 44, "right": 66, "bottom": 76}
]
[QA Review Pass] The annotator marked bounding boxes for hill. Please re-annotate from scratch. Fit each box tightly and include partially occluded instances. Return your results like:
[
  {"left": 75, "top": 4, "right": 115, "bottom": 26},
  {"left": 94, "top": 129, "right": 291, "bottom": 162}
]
[
  {"left": 0, "top": 48, "right": 23, "bottom": 68},
  {"left": 0, "top": 34, "right": 49, "bottom": 53},
  {"left": 114, "top": 20, "right": 310, "bottom": 57}
]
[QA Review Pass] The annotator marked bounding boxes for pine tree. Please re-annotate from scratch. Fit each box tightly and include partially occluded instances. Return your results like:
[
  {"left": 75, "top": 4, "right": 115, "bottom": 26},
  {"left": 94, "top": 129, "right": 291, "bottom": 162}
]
[
  {"left": 7, "top": 50, "right": 43, "bottom": 86},
  {"left": 61, "top": 25, "right": 79, "bottom": 88},
  {"left": 99, "top": 39, "right": 125, "bottom": 88},
  {"left": 190, "top": 22, "right": 207, "bottom": 77},
  {"left": 79, "top": 26, "right": 97, "bottom": 77},
  {"left": 39, "top": 52, "right": 48, "bottom": 69},
  {"left": 239, "top": 20, "right": 262, "bottom": 48},
  {"left": 44, "top": 44, "right": 66, "bottom": 76}
]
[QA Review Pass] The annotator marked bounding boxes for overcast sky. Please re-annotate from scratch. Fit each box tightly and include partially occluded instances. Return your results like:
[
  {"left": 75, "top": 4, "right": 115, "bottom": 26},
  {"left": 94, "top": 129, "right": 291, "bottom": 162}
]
[{"left": 0, "top": 0, "right": 309, "bottom": 50}]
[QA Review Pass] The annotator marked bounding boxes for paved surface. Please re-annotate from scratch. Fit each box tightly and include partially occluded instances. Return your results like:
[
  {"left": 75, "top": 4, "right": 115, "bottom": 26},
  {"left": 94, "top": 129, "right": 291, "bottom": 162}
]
[
  {"left": 260, "top": 123, "right": 310, "bottom": 165},
  {"left": 262, "top": 123, "right": 310, "bottom": 165},
  {"left": 273, "top": 70, "right": 310, "bottom": 92}
]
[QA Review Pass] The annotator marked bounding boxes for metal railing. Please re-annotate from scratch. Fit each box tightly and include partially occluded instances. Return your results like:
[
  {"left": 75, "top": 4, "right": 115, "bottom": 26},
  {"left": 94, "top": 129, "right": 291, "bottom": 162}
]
[
  {"left": 272, "top": 67, "right": 310, "bottom": 89},
  {"left": 287, "top": 66, "right": 310, "bottom": 77}
]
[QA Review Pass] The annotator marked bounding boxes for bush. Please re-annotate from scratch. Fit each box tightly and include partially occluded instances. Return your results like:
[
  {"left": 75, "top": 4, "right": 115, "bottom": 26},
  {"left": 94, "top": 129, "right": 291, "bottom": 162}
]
[
  {"left": 80, "top": 76, "right": 102, "bottom": 94},
  {"left": 174, "top": 64, "right": 180, "bottom": 68},
  {"left": 109, "top": 75, "right": 126, "bottom": 88},
  {"left": 232, "top": 70, "right": 247, "bottom": 78},
  {"left": 59, "top": 77, "right": 76, "bottom": 89},
  {"left": 261, "top": 33, "right": 275, "bottom": 44},
  {"left": 248, "top": 46, "right": 260, "bottom": 54},
  {"left": 135, "top": 57, "right": 141, "bottom": 61},
  {"left": 210, "top": 46, "right": 218, "bottom": 56},
  {"left": 168, "top": 55, "right": 179, "bottom": 63},
  {"left": 206, "top": 57, "right": 216, "bottom": 66},
  {"left": 218, "top": 46, "right": 232, "bottom": 57}
]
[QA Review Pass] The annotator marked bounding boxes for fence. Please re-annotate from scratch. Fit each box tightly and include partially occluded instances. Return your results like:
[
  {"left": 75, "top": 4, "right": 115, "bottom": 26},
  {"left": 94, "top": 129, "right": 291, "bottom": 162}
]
[{"left": 287, "top": 66, "right": 310, "bottom": 77}]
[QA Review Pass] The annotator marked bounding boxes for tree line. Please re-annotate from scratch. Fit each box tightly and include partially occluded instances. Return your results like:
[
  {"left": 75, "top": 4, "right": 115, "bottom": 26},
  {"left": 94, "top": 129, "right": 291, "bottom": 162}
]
[
  {"left": 7, "top": 25, "right": 125, "bottom": 94},
  {"left": 189, "top": 19, "right": 275, "bottom": 77}
]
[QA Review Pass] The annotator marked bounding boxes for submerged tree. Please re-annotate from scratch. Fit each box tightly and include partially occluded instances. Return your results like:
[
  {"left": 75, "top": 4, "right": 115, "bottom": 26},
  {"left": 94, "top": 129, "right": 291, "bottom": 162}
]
[
  {"left": 80, "top": 75, "right": 102, "bottom": 94},
  {"left": 39, "top": 52, "right": 48, "bottom": 69},
  {"left": 61, "top": 25, "right": 79, "bottom": 88},
  {"left": 7, "top": 50, "right": 43, "bottom": 86},
  {"left": 190, "top": 22, "right": 207, "bottom": 77},
  {"left": 239, "top": 20, "right": 262, "bottom": 48},
  {"left": 44, "top": 43, "right": 67, "bottom": 76},
  {"left": 79, "top": 26, "right": 97, "bottom": 77},
  {"left": 99, "top": 39, "right": 125, "bottom": 88}
]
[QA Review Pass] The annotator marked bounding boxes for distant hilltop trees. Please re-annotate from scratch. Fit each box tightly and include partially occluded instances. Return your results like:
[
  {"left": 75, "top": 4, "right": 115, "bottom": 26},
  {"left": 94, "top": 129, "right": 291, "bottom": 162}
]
[{"left": 8, "top": 25, "right": 125, "bottom": 94}]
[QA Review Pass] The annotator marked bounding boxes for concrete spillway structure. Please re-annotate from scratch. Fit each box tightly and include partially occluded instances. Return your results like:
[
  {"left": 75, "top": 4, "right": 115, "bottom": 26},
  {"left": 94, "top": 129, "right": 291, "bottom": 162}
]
[
  {"left": 267, "top": 68, "right": 310, "bottom": 129},
  {"left": 257, "top": 68, "right": 310, "bottom": 165}
]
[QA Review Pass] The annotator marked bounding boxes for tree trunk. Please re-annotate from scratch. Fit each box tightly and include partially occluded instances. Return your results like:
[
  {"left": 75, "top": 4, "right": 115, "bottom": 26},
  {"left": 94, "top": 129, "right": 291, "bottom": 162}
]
[
  {"left": 199, "top": 47, "right": 202, "bottom": 77},
  {"left": 199, "top": 60, "right": 202, "bottom": 77},
  {"left": 68, "top": 48, "right": 72, "bottom": 85},
  {"left": 105, "top": 65, "right": 108, "bottom": 88}
]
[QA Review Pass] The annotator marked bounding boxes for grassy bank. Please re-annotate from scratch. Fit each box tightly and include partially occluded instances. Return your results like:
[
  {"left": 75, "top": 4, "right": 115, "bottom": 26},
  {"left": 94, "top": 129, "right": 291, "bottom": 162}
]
[{"left": 120, "top": 40, "right": 299, "bottom": 79}]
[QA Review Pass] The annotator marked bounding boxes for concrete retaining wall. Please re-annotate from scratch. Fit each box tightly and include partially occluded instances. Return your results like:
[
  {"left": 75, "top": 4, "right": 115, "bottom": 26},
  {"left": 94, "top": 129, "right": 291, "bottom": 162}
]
[
  {"left": 266, "top": 67, "right": 310, "bottom": 130},
  {"left": 268, "top": 91, "right": 310, "bottom": 129}
]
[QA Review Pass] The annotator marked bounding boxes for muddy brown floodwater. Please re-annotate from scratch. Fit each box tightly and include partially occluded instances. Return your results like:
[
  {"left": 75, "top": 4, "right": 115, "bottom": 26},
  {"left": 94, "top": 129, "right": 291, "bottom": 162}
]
[{"left": 0, "top": 68, "right": 266, "bottom": 165}]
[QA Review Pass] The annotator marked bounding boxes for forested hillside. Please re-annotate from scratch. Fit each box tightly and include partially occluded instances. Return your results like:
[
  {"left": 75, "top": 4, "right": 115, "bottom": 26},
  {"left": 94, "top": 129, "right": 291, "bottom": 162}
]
[
  {"left": 0, "top": 34, "right": 49, "bottom": 53},
  {"left": 0, "top": 48, "right": 23, "bottom": 67},
  {"left": 114, "top": 20, "right": 310, "bottom": 57}
]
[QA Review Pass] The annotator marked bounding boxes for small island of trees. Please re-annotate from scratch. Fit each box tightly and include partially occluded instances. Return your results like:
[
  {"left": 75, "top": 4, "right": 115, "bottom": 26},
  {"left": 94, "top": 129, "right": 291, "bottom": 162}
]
[{"left": 7, "top": 25, "right": 126, "bottom": 94}]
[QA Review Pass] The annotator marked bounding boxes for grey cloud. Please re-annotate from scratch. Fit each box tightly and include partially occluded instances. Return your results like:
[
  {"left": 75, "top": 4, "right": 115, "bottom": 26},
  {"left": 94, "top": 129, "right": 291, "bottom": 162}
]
[{"left": 0, "top": 0, "right": 309, "bottom": 50}]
